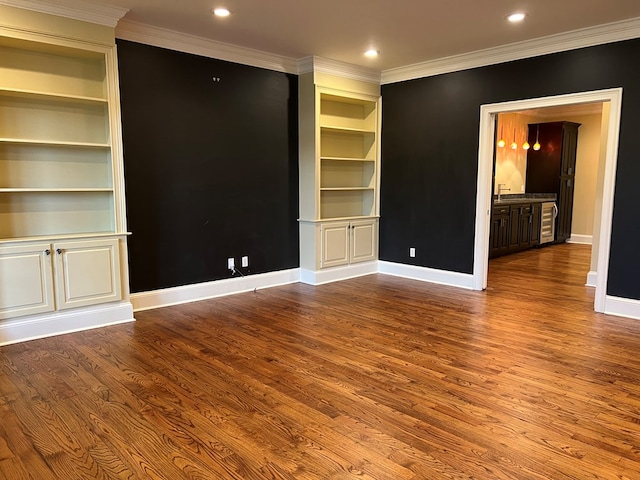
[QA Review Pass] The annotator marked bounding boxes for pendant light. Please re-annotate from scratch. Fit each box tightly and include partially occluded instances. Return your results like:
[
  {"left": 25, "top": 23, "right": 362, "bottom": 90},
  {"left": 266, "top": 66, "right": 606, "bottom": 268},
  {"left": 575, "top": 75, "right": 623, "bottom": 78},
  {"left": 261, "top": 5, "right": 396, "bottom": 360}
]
[
  {"left": 533, "top": 125, "right": 541, "bottom": 151},
  {"left": 510, "top": 128, "right": 518, "bottom": 150},
  {"left": 522, "top": 128, "right": 530, "bottom": 150},
  {"left": 497, "top": 125, "right": 505, "bottom": 148}
]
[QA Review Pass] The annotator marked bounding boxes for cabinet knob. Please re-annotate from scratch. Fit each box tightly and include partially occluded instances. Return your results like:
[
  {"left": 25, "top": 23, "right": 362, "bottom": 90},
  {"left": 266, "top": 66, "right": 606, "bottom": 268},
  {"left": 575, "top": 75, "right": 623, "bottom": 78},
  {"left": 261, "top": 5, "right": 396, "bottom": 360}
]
[
  {"left": 45, "top": 249, "right": 51, "bottom": 256},
  {"left": 56, "top": 248, "right": 63, "bottom": 255}
]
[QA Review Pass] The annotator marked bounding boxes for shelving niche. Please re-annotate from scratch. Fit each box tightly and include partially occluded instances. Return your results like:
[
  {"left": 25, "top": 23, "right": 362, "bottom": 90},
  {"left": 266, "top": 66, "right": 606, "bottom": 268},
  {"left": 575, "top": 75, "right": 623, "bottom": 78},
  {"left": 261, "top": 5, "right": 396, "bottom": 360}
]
[
  {"left": 0, "top": 4, "right": 132, "bottom": 342},
  {"left": 0, "top": 35, "right": 115, "bottom": 242},
  {"left": 299, "top": 71, "right": 381, "bottom": 283}
]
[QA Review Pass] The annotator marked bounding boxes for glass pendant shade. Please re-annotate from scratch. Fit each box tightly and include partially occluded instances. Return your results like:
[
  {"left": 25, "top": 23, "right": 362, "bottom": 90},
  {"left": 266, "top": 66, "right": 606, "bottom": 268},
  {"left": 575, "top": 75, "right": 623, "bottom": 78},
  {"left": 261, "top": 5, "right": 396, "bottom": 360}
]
[
  {"left": 522, "top": 141, "right": 530, "bottom": 150},
  {"left": 532, "top": 125, "right": 541, "bottom": 150},
  {"left": 497, "top": 125, "right": 505, "bottom": 148},
  {"left": 510, "top": 129, "right": 517, "bottom": 149}
]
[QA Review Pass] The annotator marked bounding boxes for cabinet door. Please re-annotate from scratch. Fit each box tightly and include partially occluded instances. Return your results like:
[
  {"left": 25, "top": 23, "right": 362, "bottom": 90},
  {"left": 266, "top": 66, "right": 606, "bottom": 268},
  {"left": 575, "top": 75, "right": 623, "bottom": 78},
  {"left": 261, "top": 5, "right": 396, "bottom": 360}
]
[
  {"left": 530, "top": 204, "right": 541, "bottom": 246},
  {"left": 508, "top": 207, "right": 521, "bottom": 251},
  {"left": 0, "top": 243, "right": 54, "bottom": 320},
  {"left": 320, "top": 222, "right": 350, "bottom": 268},
  {"left": 53, "top": 238, "right": 122, "bottom": 310},
  {"left": 519, "top": 205, "right": 533, "bottom": 249},
  {"left": 350, "top": 219, "right": 377, "bottom": 264}
]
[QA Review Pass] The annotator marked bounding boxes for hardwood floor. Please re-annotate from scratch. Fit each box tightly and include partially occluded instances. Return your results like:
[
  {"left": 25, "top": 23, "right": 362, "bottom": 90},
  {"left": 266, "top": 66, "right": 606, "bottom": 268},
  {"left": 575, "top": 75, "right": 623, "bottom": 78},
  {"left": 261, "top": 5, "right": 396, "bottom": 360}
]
[{"left": 2, "top": 243, "right": 640, "bottom": 479}]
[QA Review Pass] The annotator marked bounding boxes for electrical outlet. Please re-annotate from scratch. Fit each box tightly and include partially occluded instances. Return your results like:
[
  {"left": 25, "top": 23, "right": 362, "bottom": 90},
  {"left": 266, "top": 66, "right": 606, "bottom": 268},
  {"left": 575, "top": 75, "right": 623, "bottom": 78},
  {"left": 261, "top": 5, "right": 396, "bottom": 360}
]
[
  {"left": 241, "top": 256, "right": 249, "bottom": 268},
  {"left": 409, "top": 247, "right": 416, "bottom": 258},
  {"left": 227, "top": 257, "right": 235, "bottom": 270}
]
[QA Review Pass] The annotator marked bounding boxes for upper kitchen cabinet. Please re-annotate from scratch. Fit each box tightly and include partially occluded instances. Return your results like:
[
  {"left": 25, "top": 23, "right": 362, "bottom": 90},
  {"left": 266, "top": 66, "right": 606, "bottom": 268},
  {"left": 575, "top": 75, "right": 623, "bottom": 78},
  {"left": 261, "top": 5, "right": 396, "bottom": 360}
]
[
  {"left": 298, "top": 66, "right": 381, "bottom": 284},
  {"left": 525, "top": 122, "right": 580, "bottom": 243},
  {"left": 0, "top": 4, "right": 132, "bottom": 344}
]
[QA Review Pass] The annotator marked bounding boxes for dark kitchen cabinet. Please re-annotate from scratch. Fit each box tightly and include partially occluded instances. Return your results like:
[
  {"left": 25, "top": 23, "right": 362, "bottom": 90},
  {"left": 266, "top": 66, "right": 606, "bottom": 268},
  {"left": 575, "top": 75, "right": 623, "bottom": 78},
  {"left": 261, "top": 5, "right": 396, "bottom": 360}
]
[
  {"left": 530, "top": 203, "right": 541, "bottom": 248},
  {"left": 525, "top": 121, "right": 580, "bottom": 243},
  {"left": 489, "top": 205, "right": 510, "bottom": 258},
  {"left": 490, "top": 201, "right": 544, "bottom": 258},
  {"left": 509, "top": 204, "right": 533, "bottom": 251}
]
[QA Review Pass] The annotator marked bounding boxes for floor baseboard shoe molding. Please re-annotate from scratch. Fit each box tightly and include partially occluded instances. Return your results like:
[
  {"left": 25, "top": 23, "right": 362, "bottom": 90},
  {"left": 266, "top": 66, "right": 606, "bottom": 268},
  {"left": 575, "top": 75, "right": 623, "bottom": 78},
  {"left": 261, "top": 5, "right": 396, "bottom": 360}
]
[
  {"left": 300, "top": 262, "right": 378, "bottom": 286},
  {"left": 0, "top": 302, "right": 134, "bottom": 346},
  {"left": 130, "top": 268, "right": 301, "bottom": 312},
  {"left": 378, "top": 261, "right": 475, "bottom": 289},
  {"left": 604, "top": 295, "right": 640, "bottom": 320}
]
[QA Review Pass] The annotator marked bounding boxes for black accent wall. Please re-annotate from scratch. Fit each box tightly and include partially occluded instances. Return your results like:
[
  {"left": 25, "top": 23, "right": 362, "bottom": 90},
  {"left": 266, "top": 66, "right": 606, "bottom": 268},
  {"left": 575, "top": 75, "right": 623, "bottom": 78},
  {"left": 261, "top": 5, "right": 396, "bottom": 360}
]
[
  {"left": 381, "top": 38, "right": 640, "bottom": 300},
  {"left": 117, "top": 40, "right": 299, "bottom": 293}
]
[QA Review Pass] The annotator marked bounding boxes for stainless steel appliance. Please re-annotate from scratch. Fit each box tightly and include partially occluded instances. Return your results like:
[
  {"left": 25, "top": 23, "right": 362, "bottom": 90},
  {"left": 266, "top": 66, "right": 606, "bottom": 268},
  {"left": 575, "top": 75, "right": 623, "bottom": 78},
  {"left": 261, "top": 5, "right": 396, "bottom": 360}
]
[{"left": 540, "top": 202, "right": 557, "bottom": 244}]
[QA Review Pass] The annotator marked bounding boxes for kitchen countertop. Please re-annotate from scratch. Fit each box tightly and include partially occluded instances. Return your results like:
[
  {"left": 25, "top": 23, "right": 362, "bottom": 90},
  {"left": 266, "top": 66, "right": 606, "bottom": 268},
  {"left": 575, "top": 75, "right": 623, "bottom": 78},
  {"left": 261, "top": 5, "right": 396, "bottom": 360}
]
[{"left": 493, "top": 194, "right": 556, "bottom": 205}]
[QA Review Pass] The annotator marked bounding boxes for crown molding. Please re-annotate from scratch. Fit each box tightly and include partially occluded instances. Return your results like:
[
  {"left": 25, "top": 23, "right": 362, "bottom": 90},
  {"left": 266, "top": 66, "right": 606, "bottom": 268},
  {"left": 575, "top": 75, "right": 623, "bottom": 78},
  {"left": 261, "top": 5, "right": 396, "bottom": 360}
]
[
  {"left": 116, "top": 19, "right": 299, "bottom": 74},
  {"left": 0, "top": 0, "right": 128, "bottom": 27},
  {"left": 382, "top": 16, "right": 640, "bottom": 85},
  {"left": 297, "top": 56, "right": 381, "bottom": 84}
]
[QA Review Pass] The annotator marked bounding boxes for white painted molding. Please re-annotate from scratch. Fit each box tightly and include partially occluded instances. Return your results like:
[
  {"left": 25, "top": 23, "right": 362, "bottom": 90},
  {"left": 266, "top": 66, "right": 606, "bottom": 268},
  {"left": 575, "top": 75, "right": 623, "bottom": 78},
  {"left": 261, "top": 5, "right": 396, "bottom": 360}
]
[
  {"left": 568, "top": 234, "right": 593, "bottom": 245},
  {"left": 0, "top": 0, "right": 129, "bottom": 27},
  {"left": 115, "top": 19, "right": 299, "bottom": 74},
  {"left": 381, "top": 17, "right": 640, "bottom": 84},
  {"left": 298, "top": 56, "right": 381, "bottom": 84},
  {"left": 586, "top": 271, "right": 597, "bottom": 288},
  {"left": 378, "top": 261, "right": 475, "bottom": 290},
  {"left": 0, "top": 301, "right": 134, "bottom": 346},
  {"left": 300, "top": 261, "right": 378, "bottom": 286},
  {"left": 604, "top": 296, "right": 640, "bottom": 320},
  {"left": 130, "top": 269, "right": 300, "bottom": 312},
  {"left": 474, "top": 88, "right": 623, "bottom": 312}
]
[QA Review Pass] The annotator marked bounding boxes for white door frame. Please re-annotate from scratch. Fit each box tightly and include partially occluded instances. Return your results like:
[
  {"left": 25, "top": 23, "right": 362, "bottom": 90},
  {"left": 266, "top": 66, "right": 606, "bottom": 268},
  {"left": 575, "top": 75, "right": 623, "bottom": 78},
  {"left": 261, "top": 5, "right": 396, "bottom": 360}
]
[{"left": 472, "top": 88, "right": 623, "bottom": 313}]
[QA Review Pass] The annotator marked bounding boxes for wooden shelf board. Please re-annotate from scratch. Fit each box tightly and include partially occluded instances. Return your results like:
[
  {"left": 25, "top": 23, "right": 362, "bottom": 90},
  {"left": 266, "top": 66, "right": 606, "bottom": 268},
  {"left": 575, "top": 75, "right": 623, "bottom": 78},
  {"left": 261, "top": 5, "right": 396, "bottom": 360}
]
[
  {"left": 0, "top": 87, "right": 107, "bottom": 104},
  {"left": 0, "top": 188, "right": 113, "bottom": 193},
  {"left": 0, "top": 138, "right": 110, "bottom": 149}
]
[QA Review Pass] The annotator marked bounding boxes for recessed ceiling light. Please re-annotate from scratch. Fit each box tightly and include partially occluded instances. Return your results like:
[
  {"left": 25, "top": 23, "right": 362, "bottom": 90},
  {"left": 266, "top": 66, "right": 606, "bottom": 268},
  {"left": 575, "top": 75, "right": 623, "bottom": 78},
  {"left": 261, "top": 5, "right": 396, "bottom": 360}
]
[
  {"left": 213, "top": 7, "right": 231, "bottom": 17},
  {"left": 507, "top": 12, "right": 526, "bottom": 22},
  {"left": 364, "top": 49, "right": 379, "bottom": 58}
]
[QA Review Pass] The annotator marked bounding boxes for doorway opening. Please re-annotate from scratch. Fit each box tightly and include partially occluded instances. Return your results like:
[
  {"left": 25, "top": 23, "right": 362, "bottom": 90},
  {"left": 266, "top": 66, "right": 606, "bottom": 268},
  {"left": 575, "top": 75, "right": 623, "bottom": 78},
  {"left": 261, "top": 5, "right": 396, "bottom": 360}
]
[{"left": 472, "top": 89, "right": 623, "bottom": 314}]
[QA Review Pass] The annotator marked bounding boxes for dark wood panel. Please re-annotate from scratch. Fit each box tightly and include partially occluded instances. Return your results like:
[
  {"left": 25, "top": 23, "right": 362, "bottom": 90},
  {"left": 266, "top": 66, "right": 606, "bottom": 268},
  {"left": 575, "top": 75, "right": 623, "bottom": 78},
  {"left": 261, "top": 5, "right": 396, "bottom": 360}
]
[{"left": 3, "top": 244, "right": 640, "bottom": 478}]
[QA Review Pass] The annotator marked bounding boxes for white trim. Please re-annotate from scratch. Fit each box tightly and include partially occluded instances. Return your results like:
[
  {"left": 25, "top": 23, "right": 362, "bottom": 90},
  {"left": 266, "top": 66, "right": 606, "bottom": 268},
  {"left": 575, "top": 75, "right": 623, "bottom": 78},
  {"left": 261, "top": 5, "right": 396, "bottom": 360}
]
[
  {"left": 604, "top": 296, "right": 640, "bottom": 320},
  {"left": 474, "top": 88, "right": 623, "bottom": 315},
  {"left": 0, "top": 301, "right": 134, "bottom": 346},
  {"left": 130, "top": 268, "right": 300, "bottom": 312},
  {"left": 586, "top": 271, "right": 597, "bottom": 287},
  {"left": 0, "top": 0, "right": 128, "bottom": 27},
  {"left": 300, "top": 261, "right": 378, "bottom": 286},
  {"left": 381, "top": 17, "right": 640, "bottom": 84},
  {"left": 115, "top": 19, "right": 299, "bottom": 74},
  {"left": 298, "top": 56, "right": 381, "bottom": 84},
  {"left": 568, "top": 234, "right": 593, "bottom": 245},
  {"left": 378, "top": 261, "right": 474, "bottom": 290}
]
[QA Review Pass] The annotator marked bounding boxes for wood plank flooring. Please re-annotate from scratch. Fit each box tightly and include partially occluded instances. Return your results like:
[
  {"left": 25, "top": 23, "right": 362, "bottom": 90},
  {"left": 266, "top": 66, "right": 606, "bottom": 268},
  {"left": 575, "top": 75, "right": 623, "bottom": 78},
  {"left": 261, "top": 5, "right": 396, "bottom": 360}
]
[{"left": 2, "top": 243, "right": 640, "bottom": 479}]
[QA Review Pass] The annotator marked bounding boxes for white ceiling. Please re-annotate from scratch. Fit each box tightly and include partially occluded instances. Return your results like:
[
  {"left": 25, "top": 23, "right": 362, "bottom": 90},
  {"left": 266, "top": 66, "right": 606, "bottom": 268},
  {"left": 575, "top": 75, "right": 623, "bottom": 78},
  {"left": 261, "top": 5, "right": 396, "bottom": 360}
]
[{"left": 85, "top": 0, "right": 640, "bottom": 71}]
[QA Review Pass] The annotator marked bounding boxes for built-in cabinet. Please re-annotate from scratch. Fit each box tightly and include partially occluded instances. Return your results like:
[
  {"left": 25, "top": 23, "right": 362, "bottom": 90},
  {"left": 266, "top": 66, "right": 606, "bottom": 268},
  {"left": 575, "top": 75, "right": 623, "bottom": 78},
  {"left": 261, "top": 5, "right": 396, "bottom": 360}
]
[
  {"left": 299, "top": 69, "right": 381, "bottom": 283},
  {"left": 0, "top": 6, "right": 132, "bottom": 343},
  {"left": 526, "top": 122, "right": 580, "bottom": 243}
]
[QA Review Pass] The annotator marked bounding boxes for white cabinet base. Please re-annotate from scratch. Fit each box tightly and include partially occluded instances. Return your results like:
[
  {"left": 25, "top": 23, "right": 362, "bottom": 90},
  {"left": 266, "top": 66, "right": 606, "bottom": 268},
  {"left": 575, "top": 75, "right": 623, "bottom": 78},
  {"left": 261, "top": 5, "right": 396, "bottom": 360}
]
[
  {"left": 300, "top": 260, "right": 378, "bottom": 286},
  {"left": 0, "top": 301, "right": 133, "bottom": 346}
]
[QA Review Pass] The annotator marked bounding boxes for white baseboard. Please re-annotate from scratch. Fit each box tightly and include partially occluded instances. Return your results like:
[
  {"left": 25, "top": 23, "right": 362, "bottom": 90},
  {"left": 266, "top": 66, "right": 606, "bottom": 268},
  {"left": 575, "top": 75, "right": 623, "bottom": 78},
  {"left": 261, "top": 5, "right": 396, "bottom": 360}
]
[
  {"left": 604, "top": 295, "right": 640, "bottom": 320},
  {"left": 378, "top": 261, "right": 475, "bottom": 289},
  {"left": 568, "top": 234, "right": 593, "bottom": 245},
  {"left": 130, "top": 268, "right": 300, "bottom": 312},
  {"left": 300, "top": 261, "right": 378, "bottom": 286},
  {"left": 0, "top": 301, "right": 134, "bottom": 346},
  {"left": 586, "top": 271, "right": 597, "bottom": 287}
]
